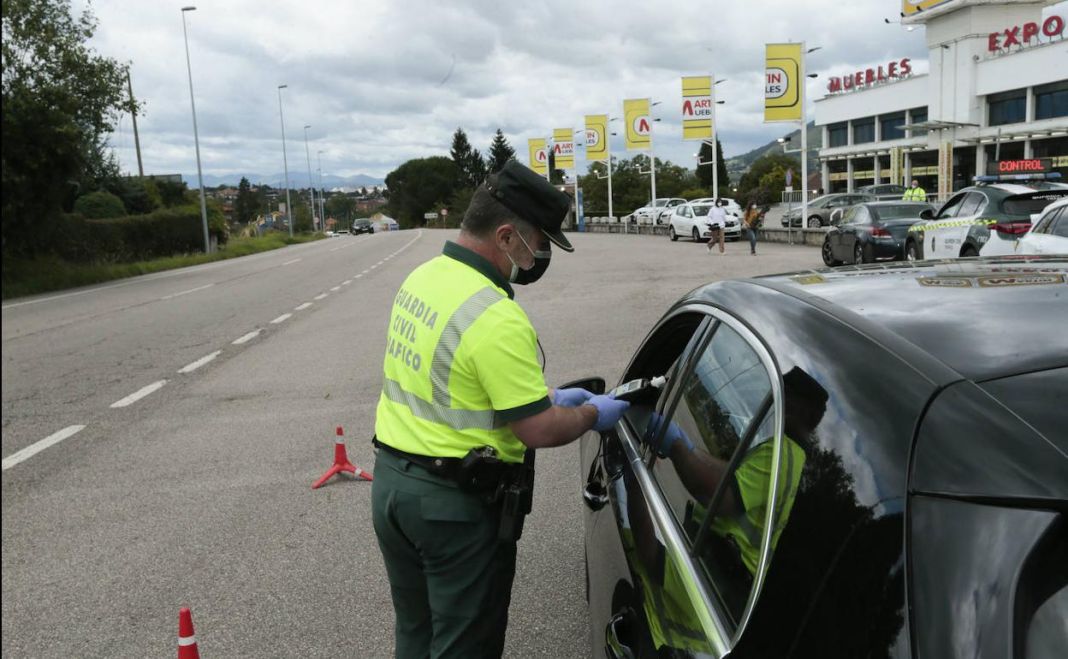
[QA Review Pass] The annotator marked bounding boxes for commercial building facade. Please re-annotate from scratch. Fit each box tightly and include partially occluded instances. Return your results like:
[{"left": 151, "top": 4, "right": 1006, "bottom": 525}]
[{"left": 814, "top": 0, "right": 1067, "bottom": 200}]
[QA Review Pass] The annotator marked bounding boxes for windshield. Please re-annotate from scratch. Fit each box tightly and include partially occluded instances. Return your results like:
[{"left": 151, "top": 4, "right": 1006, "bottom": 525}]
[
  {"left": 654, "top": 199, "right": 669, "bottom": 207},
  {"left": 873, "top": 204, "right": 929, "bottom": 220}
]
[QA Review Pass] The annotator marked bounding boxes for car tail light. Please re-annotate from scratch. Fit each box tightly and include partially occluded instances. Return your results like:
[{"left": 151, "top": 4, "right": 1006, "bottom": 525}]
[
  {"left": 992, "top": 221, "right": 1031, "bottom": 235},
  {"left": 869, "top": 226, "right": 892, "bottom": 237}
]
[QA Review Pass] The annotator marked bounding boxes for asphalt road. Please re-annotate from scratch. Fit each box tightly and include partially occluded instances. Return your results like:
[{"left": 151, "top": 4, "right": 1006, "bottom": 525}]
[{"left": 2, "top": 230, "right": 822, "bottom": 657}]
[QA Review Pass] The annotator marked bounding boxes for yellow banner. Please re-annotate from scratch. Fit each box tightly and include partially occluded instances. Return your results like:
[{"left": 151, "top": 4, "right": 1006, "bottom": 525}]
[
  {"left": 552, "top": 128, "right": 575, "bottom": 170},
  {"left": 624, "top": 98, "right": 651, "bottom": 151},
  {"left": 902, "top": 0, "right": 954, "bottom": 17},
  {"left": 528, "top": 138, "right": 548, "bottom": 176},
  {"left": 681, "top": 76, "right": 714, "bottom": 141},
  {"left": 584, "top": 115, "right": 608, "bottom": 162},
  {"left": 764, "top": 43, "right": 802, "bottom": 123}
]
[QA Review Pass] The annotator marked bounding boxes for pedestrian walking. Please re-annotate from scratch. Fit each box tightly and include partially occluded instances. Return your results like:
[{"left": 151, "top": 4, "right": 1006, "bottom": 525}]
[
  {"left": 743, "top": 201, "right": 763, "bottom": 255},
  {"left": 706, "top": 199, "right": 727, "bottom": 255},
  {"left": 371, "top": 161, "right": 630, "bottom": 659}
]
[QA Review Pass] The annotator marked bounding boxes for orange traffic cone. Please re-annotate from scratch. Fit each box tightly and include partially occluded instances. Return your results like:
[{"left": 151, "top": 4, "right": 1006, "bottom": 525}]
[
  {"left": 178, "top": 607, "right": 200, "bottom": 659},
  {"left": 312, "top": 426, "right": 372, "bottom": 489}
]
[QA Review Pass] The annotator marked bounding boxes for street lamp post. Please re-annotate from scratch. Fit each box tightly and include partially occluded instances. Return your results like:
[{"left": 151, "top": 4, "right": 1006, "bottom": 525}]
[
  {"left": 317, "top": 150, "right": 326, "bottom": 231},
  {"left": 710, "top": 79, "right": 727, "bottom": 199},
  {"left": 277, "top": 85, "right": 293, "bottom": 237},
  {"left": 180, "top": 6, "right": 211, "bottom": 253},
  {"left": 303, "top": 125, "right": 316, "bottom": 232}
]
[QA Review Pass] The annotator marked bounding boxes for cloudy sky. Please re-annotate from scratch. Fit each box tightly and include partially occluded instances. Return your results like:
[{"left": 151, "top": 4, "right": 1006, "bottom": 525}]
[{"left": 75, "top": 0, "right": 1063, "bottom": 185}]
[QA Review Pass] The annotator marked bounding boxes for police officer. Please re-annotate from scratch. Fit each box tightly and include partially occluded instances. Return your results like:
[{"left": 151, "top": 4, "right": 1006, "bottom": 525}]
[
  {"left": 371, "top": 160, "right": 630, "bottom": 658},
  {"left": 903, "top": 179, "right": 927, "bottom": 201}
]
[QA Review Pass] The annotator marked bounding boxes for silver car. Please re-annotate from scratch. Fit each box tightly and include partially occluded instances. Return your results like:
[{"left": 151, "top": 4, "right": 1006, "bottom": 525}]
[{"left": 781, "top": 193, "right": 876, "bottom": 228}]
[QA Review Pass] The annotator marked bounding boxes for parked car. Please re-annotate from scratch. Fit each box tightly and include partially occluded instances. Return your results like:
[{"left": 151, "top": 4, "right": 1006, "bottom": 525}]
[
  {"left": 691, "top": 197, "right": 744, "bottom": 223},
  {"left": 821, "top": 201, "right": 934, "bottom": 265},
  {"left": 631, "top": 198, "right": 687, "bottom": 225},
  {"left": 781, "top": 193, "right": 875, "bottom": 228},
  {"left": 351, "top": 218, "right": 374, "bottom": 235},
  {"left": 667, "top": 202, "right": 742, "bottom": 243},
  {"left": 1014, "top": 197, "right": 1068, "bottom": 255},
  {"left": 904, "top": 178, "right": 1068, "bottom": 261},
  {"left": 857, "top": 183, "right": 908, "bottom": 200},
  {"left": 578, "top": 256, "right": 1067, "bottom": 659}
]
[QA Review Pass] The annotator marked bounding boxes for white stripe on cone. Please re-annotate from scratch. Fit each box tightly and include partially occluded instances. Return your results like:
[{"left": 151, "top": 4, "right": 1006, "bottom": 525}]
[{"left": 178, "top": 635, "right": 197, "bottom": 646}]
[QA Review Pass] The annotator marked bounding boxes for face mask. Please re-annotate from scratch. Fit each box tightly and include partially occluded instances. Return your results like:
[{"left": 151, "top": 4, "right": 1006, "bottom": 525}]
[{"left": 505, "top": 229, "right": 551, "bottom": 285}]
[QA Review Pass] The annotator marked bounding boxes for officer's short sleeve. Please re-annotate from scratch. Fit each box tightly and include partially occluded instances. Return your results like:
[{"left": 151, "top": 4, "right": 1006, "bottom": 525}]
[{"left": 468, "top": 305, "right": 550, "bottom": 423}]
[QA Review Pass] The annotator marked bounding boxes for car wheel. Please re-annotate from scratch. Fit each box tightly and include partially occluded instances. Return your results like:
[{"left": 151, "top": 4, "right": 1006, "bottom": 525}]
[
  {"left": 906, "top": 240, "right": 921, "bottom": 262},
  {"left": 854, "top": 242, "right": 869, "bottom": 264},
  {"left": 961, "top": 245, "right": 979, "bottom": 258},
  {"left": 821, "top": 239, "right": 839, "bottom": 266},
  {"left": 692, "top": 227, "right": 701, "bottom": 242},
  {"left": 669, "top": 226, "right": 678, "bottom": 241},
  {"left": 807, "top": 216, "right": 823, "bottom": 229}
]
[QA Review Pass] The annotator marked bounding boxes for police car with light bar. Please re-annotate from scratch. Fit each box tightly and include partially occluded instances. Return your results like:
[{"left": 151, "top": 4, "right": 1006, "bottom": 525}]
[{"left": 905, "top": 164, "right": 1068, "bottom": 261}]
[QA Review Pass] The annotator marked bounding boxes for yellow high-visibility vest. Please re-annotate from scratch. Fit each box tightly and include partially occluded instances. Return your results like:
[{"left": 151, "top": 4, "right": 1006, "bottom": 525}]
[{"left": 374, "top": 241, "right": 550, "bottom": 463}]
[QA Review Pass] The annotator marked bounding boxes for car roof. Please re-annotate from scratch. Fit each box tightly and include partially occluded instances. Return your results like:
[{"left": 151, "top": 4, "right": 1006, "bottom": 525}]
[
  {"left": 862, "top": 200, "right": 931, "bottom": 206},
  {"left": 690, "top": 256, "right": 1068, "bottom": 382}
]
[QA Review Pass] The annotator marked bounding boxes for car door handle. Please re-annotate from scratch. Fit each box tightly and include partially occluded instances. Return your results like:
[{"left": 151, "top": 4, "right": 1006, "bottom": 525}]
[{"left": 605, "top": 610, "right": 637, "bottom": 659}]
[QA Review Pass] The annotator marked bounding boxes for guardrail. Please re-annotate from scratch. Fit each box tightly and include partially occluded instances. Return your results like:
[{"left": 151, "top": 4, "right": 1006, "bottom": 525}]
[{"left": 579, "top": 218, "right": 825, "bottom": 245}]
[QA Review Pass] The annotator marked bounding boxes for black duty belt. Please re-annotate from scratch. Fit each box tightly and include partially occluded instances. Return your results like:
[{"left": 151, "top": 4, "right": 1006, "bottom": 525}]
[{"left": 372, "top": 437, "right": 462, "bottom": 479}]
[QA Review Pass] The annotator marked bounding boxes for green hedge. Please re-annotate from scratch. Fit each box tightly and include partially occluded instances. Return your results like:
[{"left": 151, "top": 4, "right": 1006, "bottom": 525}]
[
  {"left": 73, "top": 190, "right": 126, "bottom": 219},
  {"left": 52, "top": 205, "right": 228, "bottom": 262}
]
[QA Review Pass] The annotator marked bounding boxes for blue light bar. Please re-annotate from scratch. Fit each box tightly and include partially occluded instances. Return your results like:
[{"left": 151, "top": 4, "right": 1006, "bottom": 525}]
[{"left": 974, "top": 172, "right": 1063, "bottom": 183}]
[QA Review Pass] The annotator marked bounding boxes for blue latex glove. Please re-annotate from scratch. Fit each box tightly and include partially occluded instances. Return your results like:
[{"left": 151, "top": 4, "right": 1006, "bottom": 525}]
[
  {"left": 647, "top": 412, "right": 694, "bottom": 458},
  {"left": 553, "top": 387, "right": 595, "bottom": 408},
  {"left": 586, "top": 394, "right": 631, "bottom": 432}
]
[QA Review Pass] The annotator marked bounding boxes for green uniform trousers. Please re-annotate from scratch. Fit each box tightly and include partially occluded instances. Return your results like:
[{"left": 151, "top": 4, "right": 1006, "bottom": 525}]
[{"left": 371, "top": 448, "right": 518, "bottom": 659}]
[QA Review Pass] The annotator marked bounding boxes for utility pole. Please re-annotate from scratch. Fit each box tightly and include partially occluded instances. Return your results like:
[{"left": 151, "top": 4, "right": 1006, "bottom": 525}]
[{"left": 126, "top": 68, "right": 144, "bottom": 177}]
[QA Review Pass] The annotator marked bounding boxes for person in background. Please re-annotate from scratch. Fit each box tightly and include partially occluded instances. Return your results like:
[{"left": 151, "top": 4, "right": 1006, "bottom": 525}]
[
  {"left": 706, "top": 199, "right": 727, "bottom": 255},
  {"left": 743, "top": 201, "right": 763, "bottom": 256},
  {"left": 903, "top": 179, "right": 926, "bottom": 201}
]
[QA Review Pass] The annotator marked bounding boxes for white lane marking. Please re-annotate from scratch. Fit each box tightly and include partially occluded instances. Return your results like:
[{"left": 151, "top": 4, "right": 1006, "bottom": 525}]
[
  {"left": 361, "top": 269, "right": 370, "bottom": 274},
  {"left": 2, "top": 425, "right": 86, "bottom": 471},
  {"left": 160, "top": 283, "right": 214, "bottom": 300},
  {"left": 271, "top": 313, "right": 292, "bottom": 324},
  {"left": 370, "top": 265, "right": 378, "bottom": 270},
  {"left": 232, "top": 330, "right": 262, "bottom": 345},
  {"left": 294, "top": 302, "right": 313, "bottom": 311},
  {"left": 330, "top": 286, "right": 341, "bottom": 292},
  {"left": 282, "top": 258, "right": 302, "bottom": 266},
  {"left": 110, "top": 380, "right": 167, "bottom": 408},
  {"left": 178, "top": 350, "right": 221, "bottom": 374},
  {"left": 313, "top": 293, "right": 328, "bottom": 300},
  {"left": 342, "top": 280, "right": 353, "bottom": 285},
  {"left": 329, "top": 247, "right": 341, "bottom": 252}
]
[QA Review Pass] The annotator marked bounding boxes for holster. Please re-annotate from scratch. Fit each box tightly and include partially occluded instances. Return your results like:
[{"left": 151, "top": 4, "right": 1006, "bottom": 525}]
[{"left": 497, "top": 449, "right": 535, "bottom": 543}]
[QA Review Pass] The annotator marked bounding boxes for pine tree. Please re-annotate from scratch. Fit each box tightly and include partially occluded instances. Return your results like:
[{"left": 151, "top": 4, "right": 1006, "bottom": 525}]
[
  {"left": 488, "top": 129, "right": 516, "bottom": 173},
  {"left": 695, "top": 138, "right": 730, "bottom": 197},
  {"left": 234, "top": 177, "right": 256, "bottom": 225}
]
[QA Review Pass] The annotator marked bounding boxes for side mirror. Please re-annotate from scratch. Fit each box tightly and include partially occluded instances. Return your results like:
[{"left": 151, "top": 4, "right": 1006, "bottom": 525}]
[
  {"left": 920, "top": 209, "right": 934, "bottom": 220},
  {"left": 559, "top": 376, "right": 606, "bottom": 395}
]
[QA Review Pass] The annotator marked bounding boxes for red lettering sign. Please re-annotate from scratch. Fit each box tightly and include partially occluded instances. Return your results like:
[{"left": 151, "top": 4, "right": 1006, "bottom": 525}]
[
  {"left": 682, "top": 99, "right": 693, "bottom": 116},
  {"left": 998, "top": 159, "right": 1045, "bottom": 173},
  {"left": 888, "top": 60, "right": 898, "bottom": 77},
  {"left": 767, "top": 72, "right": 782, "bottom": 83},
  {"left": 826, "top": 58, "right": 912, "bottom": 93},
  {"left": 989, "top": 16, "right": 1064, "bottom": 51}
]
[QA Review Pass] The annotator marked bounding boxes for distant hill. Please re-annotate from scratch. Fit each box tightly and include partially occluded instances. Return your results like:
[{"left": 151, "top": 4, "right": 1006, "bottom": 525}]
[
  {"left": 726, "top": 122, "right": 821, "bottom": 180},
  {"left": 182, "top": 172, "right": 385, "bottom": 189}
]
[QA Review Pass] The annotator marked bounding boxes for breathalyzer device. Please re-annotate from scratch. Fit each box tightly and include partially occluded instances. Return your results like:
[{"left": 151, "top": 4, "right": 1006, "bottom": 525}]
[{"left": 609, "top": 375, "right": 667, "bottom": 404}]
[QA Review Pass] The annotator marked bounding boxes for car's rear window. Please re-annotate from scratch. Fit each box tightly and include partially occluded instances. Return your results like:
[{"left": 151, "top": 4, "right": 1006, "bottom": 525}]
[
  {"left": 873, "top": 205, "right": 928, "bottom": 220},
  {"left": 1001, "top": 192, "right": 1068, "bottom": 216},
  {"left": 693, "top": 205, "right": 712, "bottom": 216}
]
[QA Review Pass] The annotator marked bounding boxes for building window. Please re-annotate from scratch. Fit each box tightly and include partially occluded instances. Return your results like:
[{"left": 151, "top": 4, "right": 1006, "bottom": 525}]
[
  {"left": 853, "top": 118, "right": 875, "bottom": 144},
  {"left": 880, "top": 112, "right": 906, "bottom": 141},
  {"left": 1035, "top": 80, "right": 1068, "bottom": 120},
  {"left": 988, "top": 89, "right": 1027, "bottom": 126},
  {"left": 828, "top": 122, "right": 848, "bottom": 147},
  {"left": 909, "top": 107, "right": 928, "bottom": 126}
]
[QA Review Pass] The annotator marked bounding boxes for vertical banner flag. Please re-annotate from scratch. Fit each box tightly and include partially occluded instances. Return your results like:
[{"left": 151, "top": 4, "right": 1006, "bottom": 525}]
[
  {"left": 889, "top": 146, "right": 902, "bottom": 186},
  {"left": 764, "top": 43, "right": 803, "bottom": 122},
  {"left": 584, "top": 114, "right": 608, "bottom": 162},
  {"left": 681, "top": 76, "right": 714, "bottom": 140},
  {"left": 552, "top": 128, "right": 575, "bottom": 170},
  {"left": 901, "top": 0, "right": 954, "bottom": 17},
  {"left": 624, "top": 98, "right": 651, "bottom": 151},
  {"left": 937, "top": 141, "right": 953, "bottom": 200},
  {"left": 528, "top": 138, "right": 548, "bottom": 176}
]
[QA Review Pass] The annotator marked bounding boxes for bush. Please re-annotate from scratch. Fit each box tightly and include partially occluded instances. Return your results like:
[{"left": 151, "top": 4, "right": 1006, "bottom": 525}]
[
  {"left": 73, "top": 191, "right": 126, "bottom": 219},
  {"left": 51, "top": 206, "right": 218, "bottom": 262},
  {"left": 678, "top": 187, "right": 709, "bottom": 200}
]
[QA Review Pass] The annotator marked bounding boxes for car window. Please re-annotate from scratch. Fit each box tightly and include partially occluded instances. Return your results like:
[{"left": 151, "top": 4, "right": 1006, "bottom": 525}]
[
  {"left": 851, "top": 207, "right": 872, "bottom": 224},
  {"left": 646, "top": 320, "right": 791, "bottom": 628},
  {"left": 872, "top": 204, "right": 930, "bottom": 221},
  {"left": 956, "top": 192, "right": 986, "bottom": 217},
  {"left": 681, "top": 206, "right": 692, "bottom": 218},
  {"left": 1002, "top": 193, "right": 1068, "bottom": 216},
  {"left": 840, "top": 207, "right": 857, "bottom": 223},
  {"left": 1049, "top": 209, "right": 1068, "bottom": 237},
  {"left": 936, "top": 193, "right": 967, "bottom": 219},
  {"left": 693, "top": 205, "right": 711, "bottom": 217}
]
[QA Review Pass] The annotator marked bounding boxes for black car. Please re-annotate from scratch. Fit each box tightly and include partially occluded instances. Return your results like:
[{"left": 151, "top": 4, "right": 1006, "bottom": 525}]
[
  {"left": 822, "top": 201, "right": 933, "bottom": 265},
  {"left": 579, "top": 256, "right": 1067, "bottom": 659},
  {"left": 351, "top": 218, "right": 373, "bottom": 234}
]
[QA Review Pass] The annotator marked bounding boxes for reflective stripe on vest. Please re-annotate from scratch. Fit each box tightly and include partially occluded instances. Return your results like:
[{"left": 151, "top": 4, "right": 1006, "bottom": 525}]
[{"left": 382, "top": 377, "right": 504, "bottom": 430}]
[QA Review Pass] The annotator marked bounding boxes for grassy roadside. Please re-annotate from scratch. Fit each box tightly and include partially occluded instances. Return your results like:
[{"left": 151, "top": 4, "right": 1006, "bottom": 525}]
[{"left": 2, "top": 233, "right": 325, "bottom": 301}]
